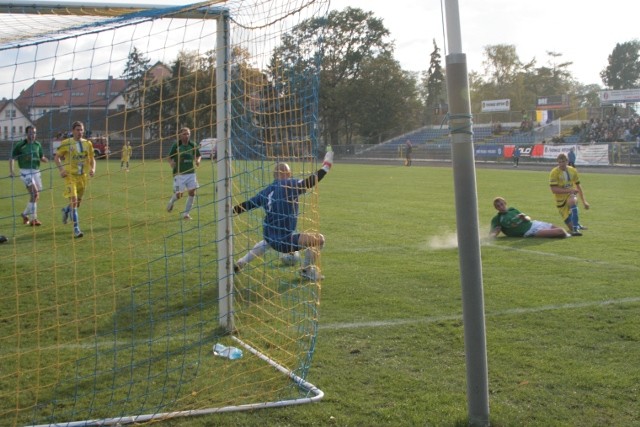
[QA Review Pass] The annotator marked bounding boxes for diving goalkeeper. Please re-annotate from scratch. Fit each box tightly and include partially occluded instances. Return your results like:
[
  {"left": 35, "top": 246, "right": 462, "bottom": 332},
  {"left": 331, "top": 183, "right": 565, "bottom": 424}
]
[{"left": 232, "top": 150, "right": 334, "bottom": 281}]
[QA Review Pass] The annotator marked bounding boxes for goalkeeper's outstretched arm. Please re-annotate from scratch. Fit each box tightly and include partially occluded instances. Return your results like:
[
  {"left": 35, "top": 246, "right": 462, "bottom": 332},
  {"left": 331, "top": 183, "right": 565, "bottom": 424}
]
[{"left": 302, "top": 149, "right": 333, "bottom": 189}]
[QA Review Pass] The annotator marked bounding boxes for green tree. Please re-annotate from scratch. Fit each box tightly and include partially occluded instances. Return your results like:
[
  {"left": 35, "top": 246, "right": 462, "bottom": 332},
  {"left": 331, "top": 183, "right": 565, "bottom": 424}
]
[
  {"left": 482, "top": 44, "right": 522, "bottom": 87},
  {"left": 601, "top": 40, "right": 640, "bottom": 89},
  {"left": 470, "top": 45, "right": 580, "bottom": 119},
  {"left": 348, "top": 53, "right": 421, "bottom": 143},
  {"left": 421, "top": 39, "right": 446, "bottom": 125},
  {"left": 273, "top": 7, "right": 393, "bottom": 146},
  {"left": 121, "top": 46, "right": 151, "bottom": 108}
]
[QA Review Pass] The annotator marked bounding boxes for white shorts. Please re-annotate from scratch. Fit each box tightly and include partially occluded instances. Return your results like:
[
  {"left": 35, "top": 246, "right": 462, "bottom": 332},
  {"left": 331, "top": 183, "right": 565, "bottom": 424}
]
[
  {"left": 20, "top": 169, "right": 43, "bottom": 191},
  {"left": 173, "top": 173, "right": 199, "bottom": 193},
  {"left": 524, "top": 220, "right": 554, "bottom": 237}
]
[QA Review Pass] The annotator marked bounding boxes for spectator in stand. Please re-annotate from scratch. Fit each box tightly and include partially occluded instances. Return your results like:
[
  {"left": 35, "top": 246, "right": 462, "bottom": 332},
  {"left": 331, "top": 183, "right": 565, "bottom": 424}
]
[{"left": 9, "top": 126, "right": 48, "bottom": 226}]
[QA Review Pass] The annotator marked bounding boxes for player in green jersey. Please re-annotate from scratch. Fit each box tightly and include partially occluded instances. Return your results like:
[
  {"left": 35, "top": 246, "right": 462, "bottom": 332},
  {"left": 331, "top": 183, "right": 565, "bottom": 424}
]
[
  {"left": 489, "top": 197, "right": 569, "bottom": 238},
  {"left": 166, "top": 127, "right": 201, "bottom": 220},
  {"left": 9, "top": 126, "right": 49, "bottom": 226}
]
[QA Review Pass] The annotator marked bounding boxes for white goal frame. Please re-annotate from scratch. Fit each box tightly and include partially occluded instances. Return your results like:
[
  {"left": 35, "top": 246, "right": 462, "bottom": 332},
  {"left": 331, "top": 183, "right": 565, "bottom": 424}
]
[{"left": 1, "top": 1, "right": 324, "bottom": 425}]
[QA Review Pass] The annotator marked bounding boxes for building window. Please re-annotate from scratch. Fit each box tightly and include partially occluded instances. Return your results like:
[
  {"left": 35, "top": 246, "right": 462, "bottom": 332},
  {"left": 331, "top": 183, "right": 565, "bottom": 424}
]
[
  {"left": 5, "top": 109, "right": 16, "bottom": 118},
  {"left": 71, "top": 92, "right": 84, "bottom": 96}
]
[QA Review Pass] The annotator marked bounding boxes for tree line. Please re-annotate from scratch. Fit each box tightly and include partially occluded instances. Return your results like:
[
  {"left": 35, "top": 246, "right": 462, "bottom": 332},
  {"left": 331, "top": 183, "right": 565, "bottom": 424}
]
[{"left": 122, "top": 7, "right": 640, "bottom": 146}]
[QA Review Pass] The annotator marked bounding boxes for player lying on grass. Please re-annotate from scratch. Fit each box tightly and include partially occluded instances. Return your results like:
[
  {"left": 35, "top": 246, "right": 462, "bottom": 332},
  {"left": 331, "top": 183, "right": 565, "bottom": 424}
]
[
  {"left": 232, "top": 149, "right": 333, "bottom": 282},
  {"left": 489, "top": 197, "right": 570, "bottom": 239}
]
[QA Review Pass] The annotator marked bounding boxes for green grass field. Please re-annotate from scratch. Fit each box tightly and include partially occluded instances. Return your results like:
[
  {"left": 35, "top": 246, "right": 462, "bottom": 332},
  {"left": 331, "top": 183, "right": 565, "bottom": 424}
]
[{"left": 2, "top": 160, "right": 639, "bottom": 426}]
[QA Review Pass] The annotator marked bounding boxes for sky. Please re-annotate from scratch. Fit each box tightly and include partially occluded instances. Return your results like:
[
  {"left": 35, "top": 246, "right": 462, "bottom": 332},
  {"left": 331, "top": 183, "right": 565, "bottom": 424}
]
[
  {"left": 1, "top": 0, "right": 638, "bottom": 100},
  {"left": 328, "top": 0, "right": 640, "bottom": 86}
]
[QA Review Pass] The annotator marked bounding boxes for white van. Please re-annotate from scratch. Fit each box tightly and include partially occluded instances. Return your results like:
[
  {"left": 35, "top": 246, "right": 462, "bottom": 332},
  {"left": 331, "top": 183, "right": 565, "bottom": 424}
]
[{"left": 199, "top": 138, "right": 217, "bottom": 159}]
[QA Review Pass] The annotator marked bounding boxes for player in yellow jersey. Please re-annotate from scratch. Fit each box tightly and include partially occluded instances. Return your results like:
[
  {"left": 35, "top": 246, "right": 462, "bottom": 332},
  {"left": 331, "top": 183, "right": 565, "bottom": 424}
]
[
  {"left": 54, "top": 121, "right": 96, "bottom": 238},
  {"left": 121, "top": 140, "right": 132, "bottom": 171},
  {"left": 549, "top": 152, "right": 589, "bottom": 236}
]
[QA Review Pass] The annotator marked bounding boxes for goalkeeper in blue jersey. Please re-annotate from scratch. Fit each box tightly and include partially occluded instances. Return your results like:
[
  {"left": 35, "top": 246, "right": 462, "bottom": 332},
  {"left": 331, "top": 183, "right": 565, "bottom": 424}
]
[{"left": 233, "top": 150, "right": 334, "bottom": 281}]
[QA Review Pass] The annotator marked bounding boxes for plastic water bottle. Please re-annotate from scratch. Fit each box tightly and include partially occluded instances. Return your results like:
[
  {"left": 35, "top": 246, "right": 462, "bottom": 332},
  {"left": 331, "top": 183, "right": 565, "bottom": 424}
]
[{"left": 213, "top": 343, "right": 243, "bottom": 360}]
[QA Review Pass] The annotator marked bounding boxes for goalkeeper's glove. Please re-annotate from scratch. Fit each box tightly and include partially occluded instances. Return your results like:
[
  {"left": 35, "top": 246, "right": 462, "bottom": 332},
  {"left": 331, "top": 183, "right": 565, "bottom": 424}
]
[{"left": 322, "top": 148, "right": 333, "bottom": 172}]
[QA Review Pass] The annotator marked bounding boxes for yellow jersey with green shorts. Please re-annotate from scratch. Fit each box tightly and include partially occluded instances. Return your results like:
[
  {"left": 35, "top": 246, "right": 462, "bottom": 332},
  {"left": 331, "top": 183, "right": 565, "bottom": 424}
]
[
  {"left": 549, "top": 165, "right": 579, "bottom": 222},
  {"left": 56, "top": 138, "right": 95, "bottom": 199}
]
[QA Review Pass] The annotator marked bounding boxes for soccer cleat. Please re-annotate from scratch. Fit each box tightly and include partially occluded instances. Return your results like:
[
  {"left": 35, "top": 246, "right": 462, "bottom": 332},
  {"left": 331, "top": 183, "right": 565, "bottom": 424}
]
[
  {"left": 74, "top": 229, "right": 84, "bottom": 238},
  {"left": 29, "top": 219, "right": 42, "bottom": 226},
  {"left": 571, "top": 228, "right": 582, "bottom": 237},
  {"left": 577, "top": 224, "right": 588, "bottom": 230},
  {"left": 166, "top": 202, "right": 174, "bottom": 213},
  {"left": 183, "top": 214, "right": 192, "bottom": 220},
  {"left": 300, "top": 266, "right": 324, "bottom": 282},
  {"left": 21, "top": 213, "right": 29, "bottom": 224},
  {"left": 61, "top": 207, "right": 69, "bottom": 225},
  {"left": 234, "top": 263, "right": 241, "bottom": 273}
]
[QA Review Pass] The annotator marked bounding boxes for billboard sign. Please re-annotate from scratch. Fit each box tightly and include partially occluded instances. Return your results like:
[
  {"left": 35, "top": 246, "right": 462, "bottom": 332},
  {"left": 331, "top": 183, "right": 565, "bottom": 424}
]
[
  {"left": 536, "top": 95, "right": 570, "bottom": 110},
  {"left": 599, "top": 88, "right": 640, "bottom": 104},
  {"left": 481, "top": 99, "right": 510, "bottom": 112}
]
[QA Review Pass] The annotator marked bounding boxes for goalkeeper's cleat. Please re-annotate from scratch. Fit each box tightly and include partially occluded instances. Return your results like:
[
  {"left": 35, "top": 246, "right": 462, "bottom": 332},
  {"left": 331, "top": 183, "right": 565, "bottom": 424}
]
[
  {"left": 29, "top": 219, "right": 42, "bottom": 226},
  {"left": 61, "top": 207, "right": 69, "bottom": 225},
  {"left": 183, "top": 214, "right": 192, "bottom": 220},
  {"left": 74, "top": 229, "right": 84, "bottom": 238},
  {"left": 300, "top": 266, "right": 324, "bottom": 282},
  {"left": 21, "top": 213, "right": 29, "bottom": 224}
]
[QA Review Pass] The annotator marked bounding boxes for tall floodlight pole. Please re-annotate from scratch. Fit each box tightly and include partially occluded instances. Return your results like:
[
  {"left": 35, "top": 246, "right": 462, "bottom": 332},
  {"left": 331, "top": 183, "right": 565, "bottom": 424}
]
[{"left": 443, "top": 1, "right": 490, "bottom": 426}]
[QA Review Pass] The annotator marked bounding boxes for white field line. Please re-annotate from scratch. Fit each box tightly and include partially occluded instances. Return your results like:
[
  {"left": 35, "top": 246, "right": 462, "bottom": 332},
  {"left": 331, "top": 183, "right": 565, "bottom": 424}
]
[
  {"left": 321, "top": 297, "right": 640, "bottom": 331},
  {"left": 484, "top": 242, "right": 640, "bottom": 271},
  {"left": 9, "top": 297, "right": 639, "bottom": 352}
]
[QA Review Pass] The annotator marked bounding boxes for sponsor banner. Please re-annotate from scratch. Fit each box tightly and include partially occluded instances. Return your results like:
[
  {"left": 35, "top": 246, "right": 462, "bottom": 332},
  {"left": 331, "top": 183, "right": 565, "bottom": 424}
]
[
  {"left": 481, "top": 99, "right": 510, "bottom": 112},
  {"left": 542, "top": 144, "right": 609, "bottom": 165},
  {"left": 576, "top": 144, "right": 609, "bottom": 166},
  {"left": 503, "top": 145, "right": 534, "bottom": 158},
  {"left": 542, "top": 144, "right": 576, "bottom": 159},
  {"left": 599, "top": 88, "right": 640, "bottom": 104},
  {"left": 475, "top": 144, "right": 503, "bottom": 158}
]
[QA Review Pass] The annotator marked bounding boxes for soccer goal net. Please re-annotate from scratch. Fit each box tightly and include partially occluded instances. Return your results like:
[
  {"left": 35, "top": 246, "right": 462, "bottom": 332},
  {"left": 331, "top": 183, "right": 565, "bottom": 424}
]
[{"left": 0, "top": 0, "right": 329, "bottom": 425}]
